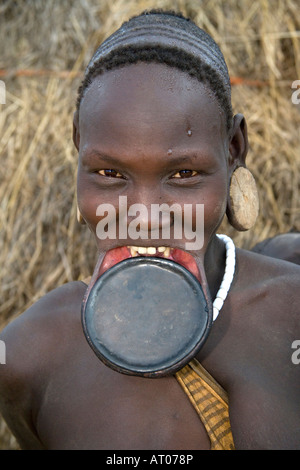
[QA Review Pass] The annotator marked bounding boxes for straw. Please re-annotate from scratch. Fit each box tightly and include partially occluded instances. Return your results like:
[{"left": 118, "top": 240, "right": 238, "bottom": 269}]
[{"left": 0, "top": 0, "right": 299, "bottom": 449}]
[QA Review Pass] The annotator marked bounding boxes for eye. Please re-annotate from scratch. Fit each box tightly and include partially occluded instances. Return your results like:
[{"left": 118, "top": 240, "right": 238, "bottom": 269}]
[
  {"left": 98, "top": 169, "right": 123, "bottom": 178},
  {"left": 171, "top": 170, "right": 198, "bottom": 179}
]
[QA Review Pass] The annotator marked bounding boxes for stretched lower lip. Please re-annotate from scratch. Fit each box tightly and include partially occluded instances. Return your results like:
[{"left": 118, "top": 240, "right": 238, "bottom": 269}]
[{"left": 98, "top": 246, "right": 201, "bottom": 282}]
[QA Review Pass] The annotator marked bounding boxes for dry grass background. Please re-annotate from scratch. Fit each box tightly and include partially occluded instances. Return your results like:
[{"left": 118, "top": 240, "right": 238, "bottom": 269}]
[{"left": 0, "top": 0, "right": 299, "bottom": 449}]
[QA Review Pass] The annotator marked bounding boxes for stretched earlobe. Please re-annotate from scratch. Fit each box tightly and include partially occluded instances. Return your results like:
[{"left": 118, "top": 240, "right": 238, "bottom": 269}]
[
  {"left": 73, "top": 111, "right": 80, "bottom": 151},
  {"left": 226, "top": 167, "right": 259, "bottom": 231},
  {"left": 77, "top": 205, "right": 86, "bottom": 225},
  {"left": 228, "top": 114, "right": 248, "bottom": 165}
]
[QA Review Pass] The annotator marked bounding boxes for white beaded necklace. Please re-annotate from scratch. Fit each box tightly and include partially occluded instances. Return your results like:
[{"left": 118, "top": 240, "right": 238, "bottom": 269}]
[{"left": 212, "top": 234, "right": 236, "bottom": 321}]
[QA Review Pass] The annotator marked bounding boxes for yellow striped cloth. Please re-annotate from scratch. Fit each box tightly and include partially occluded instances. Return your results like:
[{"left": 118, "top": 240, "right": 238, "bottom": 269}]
[{"left": 175, "top": 358, "right": 235, "bottom": 450}]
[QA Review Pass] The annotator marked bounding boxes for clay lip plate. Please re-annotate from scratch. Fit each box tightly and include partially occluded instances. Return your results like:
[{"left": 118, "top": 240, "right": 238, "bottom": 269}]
[{"left": 82, "top": 257, "right": 212, "bottom": 377}]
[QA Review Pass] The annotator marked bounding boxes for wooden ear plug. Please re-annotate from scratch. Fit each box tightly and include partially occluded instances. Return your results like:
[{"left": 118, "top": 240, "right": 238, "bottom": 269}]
[{"left": 227, "top": 167, "right": 259, "bottom": 231}]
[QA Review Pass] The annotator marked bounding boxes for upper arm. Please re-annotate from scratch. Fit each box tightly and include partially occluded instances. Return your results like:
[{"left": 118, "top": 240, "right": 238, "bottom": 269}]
[
  {"left": 0, "top": 319, "right": 46, "bottom": 449},
  {"left": 0, "top": 280, "right": 86, "bottom": 449}
]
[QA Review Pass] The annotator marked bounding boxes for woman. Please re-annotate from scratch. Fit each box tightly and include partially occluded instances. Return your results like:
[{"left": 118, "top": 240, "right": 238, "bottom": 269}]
[{"left": 0, "top": 10, "right": 299, "bottom": 450}]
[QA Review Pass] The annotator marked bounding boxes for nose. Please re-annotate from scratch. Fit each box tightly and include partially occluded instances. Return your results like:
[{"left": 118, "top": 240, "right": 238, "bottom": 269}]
[{"left": 118, "top": 183, "right": 182, "bottom": 240}]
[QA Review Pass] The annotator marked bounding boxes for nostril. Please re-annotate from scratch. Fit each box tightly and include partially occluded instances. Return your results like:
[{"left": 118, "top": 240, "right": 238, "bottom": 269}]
[{"left": 114, "top": 196, "right": 184, "bottom": 241}]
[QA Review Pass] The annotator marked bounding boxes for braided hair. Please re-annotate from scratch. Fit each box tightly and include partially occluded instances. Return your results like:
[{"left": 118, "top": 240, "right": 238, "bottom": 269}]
[{"left": 76, "top": 9, "right": 233, "bottom": 132}]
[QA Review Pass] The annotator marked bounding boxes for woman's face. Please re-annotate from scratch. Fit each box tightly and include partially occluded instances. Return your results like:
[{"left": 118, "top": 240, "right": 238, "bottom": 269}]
[{"left": 75, "top": 62, "right": 233, "bottom": 278}]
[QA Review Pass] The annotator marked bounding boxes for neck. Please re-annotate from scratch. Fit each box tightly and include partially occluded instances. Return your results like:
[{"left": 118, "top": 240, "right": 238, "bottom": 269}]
[{"left": 204, "top": 235, "right": 227, "bottom": 301}]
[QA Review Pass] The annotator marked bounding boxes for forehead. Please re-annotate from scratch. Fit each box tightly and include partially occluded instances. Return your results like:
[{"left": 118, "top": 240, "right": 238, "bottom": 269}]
[{"left": 79, "top": 62, "right": 226, "bottom": 152}]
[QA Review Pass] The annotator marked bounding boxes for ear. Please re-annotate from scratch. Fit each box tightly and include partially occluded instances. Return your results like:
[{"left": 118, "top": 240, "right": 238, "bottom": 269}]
[
  {"left": 228, "top": 113, "right": 248, "bottom": 168},
  {"left": 73, "top": 110, "right": 80, "bottom": 151},
  {"left": 226, "top": 114, "right": 259, "bottom": 231}
]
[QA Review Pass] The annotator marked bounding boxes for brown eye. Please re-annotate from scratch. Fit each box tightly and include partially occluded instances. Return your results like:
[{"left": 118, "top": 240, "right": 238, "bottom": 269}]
[
  {"left": 99, "top": 169, "right": 123, "bottom": 178},
  {"left": 172, "top": 170, "right": 198, "bottom": 179}
]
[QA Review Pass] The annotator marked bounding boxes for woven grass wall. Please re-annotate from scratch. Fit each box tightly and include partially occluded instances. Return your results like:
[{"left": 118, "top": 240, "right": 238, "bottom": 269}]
[{"left": 0, "top": 0, "right": 299, "bottom": 449}]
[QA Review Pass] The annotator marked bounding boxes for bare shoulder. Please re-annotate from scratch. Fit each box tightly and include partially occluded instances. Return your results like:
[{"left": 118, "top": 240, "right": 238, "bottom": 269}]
[
  {"left": 212, "top": 246, "right": 300, "bottom": 386},
  {"left": 0, "top": 280, "right": 87, "bottom": 449},
  {"left": 237, "top": 245, "right": 300, "bottom": 281},
  {"left": 236, "top": 247, "right": 300, "bottom": 324},
  {"left": 0, "top": 280, "right": 87, "bottom": 364},
  {"left": 209, "top": 248, "right": 300, "bottom": 449}
]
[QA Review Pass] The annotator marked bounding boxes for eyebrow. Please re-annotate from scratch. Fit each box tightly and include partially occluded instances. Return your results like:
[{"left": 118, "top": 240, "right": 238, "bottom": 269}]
[
  {"left": 82, "top": 149, "right": 199, "bottom": 165},
  {"left": 81, "top": 149, "right": 123, "bottom": 165}
]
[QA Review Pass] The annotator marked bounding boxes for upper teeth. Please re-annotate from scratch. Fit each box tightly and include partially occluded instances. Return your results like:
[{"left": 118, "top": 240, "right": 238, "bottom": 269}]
[{"left": 129, "top": 246, "right": 170, "bottom": 257}]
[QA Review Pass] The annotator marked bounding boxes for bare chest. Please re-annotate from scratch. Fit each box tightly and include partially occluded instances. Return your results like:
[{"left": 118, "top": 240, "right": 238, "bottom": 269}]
[
  {"left": 35, "top": 282, "right": 300, "bottom": 450},
  {"left": 35, "top": 354, "right": 211, "bottom": 450}
]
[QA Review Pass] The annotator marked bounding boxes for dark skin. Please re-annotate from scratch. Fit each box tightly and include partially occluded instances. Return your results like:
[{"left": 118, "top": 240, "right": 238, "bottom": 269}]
[
  {"left": 0, "top": 63, "right": 299, "bottom": 450},
  {"left": 252, "top": 233, "right": 300, "bottom": 265}
]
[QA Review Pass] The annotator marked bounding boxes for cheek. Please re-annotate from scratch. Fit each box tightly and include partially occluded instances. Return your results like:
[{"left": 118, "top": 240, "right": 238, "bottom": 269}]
[
  {"left": 77, "top": 172, "right": 104, "bottom": 229},
  {"left": 206, "top": 198, "right": 227, "bottom": 226},
  {"left": 179, "top": 182, "right": 227, "bottom": 249},
  {"left": 202, "top": 178, "right": 228, "bottom": 233}
]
